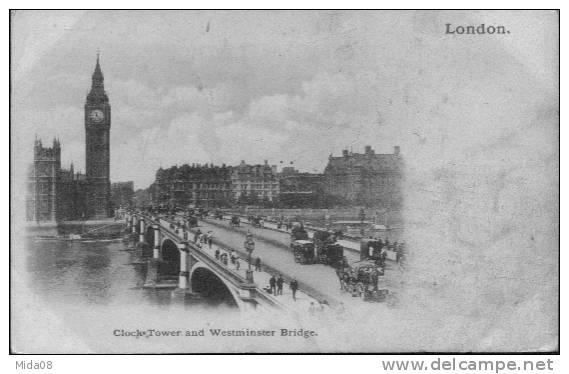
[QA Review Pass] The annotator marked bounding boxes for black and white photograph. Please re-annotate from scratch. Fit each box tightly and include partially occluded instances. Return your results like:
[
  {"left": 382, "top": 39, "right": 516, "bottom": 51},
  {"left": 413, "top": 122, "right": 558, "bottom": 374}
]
[{"left": 9, "top": 9, "right": 559, "bottom": 354}]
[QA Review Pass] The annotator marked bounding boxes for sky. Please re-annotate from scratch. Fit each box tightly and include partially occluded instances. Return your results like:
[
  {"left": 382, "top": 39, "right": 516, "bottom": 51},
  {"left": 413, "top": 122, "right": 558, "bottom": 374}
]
[
  {"left": 11, "top": 10, "right": 558, "bottom": 190},
  {"left": 11, "top": 10, "right": 559, "bottom": 351}
]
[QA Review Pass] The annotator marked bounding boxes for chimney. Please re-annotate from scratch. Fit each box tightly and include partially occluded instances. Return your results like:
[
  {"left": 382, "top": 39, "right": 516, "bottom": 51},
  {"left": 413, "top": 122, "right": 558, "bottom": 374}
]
[
  {"left": 394, "top": 146, "right": 400, "bottom": 155},
  {"left": 365, "top": 145, "right": 373, "bottom": 155},
  {"left": 342, "top": 150, "right": 349, "bottom": 157}
]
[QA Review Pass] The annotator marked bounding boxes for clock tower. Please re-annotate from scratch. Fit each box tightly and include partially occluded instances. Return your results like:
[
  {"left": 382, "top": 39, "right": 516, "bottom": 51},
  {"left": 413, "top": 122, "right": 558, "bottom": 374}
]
[{"left": 85, "top": 54, "right": 111, "bottom": 218}]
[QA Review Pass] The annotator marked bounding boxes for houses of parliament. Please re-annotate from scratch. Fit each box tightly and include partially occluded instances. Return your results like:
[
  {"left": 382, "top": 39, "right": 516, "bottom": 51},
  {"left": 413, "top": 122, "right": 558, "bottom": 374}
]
[{"left": 26, "top": 55, "right": 121, "bottom": 222}]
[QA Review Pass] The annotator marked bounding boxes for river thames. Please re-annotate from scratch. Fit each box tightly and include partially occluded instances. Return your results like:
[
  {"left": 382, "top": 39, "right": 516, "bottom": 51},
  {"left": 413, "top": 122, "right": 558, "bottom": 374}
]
[
  {"left": 25, "top": 237, "right": 176, "bottom": 309},
  {"left": 12, "top": 235, "right": 285, "bottom": 353},
  {"left": 12, "top": 229, "right": 416, "bottom": 353},
  {"left": 13, "top": 233, "right": 356, "bottom": 353}
]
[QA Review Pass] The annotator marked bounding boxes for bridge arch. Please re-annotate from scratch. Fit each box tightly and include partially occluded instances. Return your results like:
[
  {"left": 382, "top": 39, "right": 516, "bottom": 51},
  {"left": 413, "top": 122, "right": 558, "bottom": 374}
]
[
  {"left": 134, "top": 216, "right": 142, "bottom": 234},
  {"left": 144, "top": 226, "right": 155, "bottom": 246},
  {"left": 159, "top": 238, "right": 180, "bottom": 278},
  {"left": 189, "top": 263, "right": 241, "bottom": 308}
]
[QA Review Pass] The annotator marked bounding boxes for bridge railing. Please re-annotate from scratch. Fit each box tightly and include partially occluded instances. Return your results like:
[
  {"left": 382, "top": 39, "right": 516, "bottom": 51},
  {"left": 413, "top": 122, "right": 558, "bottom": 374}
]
[
  {"left": 211, "top": 212, "right": 398, "bottom": 260},
  {"left": 139, "top": 213, "right": 257, "bottom": 289},
  {"left": 130, "top": 212, "right": 312, "bottom": 310}
]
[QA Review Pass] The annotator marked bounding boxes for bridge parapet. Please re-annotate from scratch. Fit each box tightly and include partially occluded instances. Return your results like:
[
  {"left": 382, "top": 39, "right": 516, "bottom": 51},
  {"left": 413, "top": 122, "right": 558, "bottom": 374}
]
[{"left": 131, "top": 212, "right": 282, "bottom": 310}]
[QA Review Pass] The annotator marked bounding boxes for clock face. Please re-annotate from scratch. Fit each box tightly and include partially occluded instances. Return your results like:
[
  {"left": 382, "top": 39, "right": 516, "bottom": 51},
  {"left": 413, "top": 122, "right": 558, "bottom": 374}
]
[{"left": 89, "top": 109, "right": 104, "bottom": 122}]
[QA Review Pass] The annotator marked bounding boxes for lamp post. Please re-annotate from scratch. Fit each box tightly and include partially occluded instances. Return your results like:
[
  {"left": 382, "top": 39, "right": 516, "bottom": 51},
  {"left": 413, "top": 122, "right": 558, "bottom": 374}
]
[
  {"left": 382, "top": 210, "right": 399, "bottom": 241},
  {"left": 244, "top": 231, "right": 255, "bottom": 282},
  {"left": 359, "top": 208, "right": 366, "bottom": 237}
]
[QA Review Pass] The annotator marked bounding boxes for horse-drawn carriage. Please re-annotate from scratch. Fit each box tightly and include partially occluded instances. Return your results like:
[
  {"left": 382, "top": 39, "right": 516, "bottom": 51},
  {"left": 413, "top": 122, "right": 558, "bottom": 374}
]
[
  {"left": 313, "top": 230, "right": 344, "bottom": 268},
  {"left": 214, "top": 210, "right": 224, "bottom": 220},
  {"left": 337, "top": 260, "right": 389, "bottom": 302},
  {"left": 360, "top": 238, "right": 385, "bottom": 264},
  {"left": 197, "top": 208, "right": 209, "bottom": 219},
  {"left": 292, "top": 240, "right": 315, "bottom": 264},
  {"left": 186, "top": 215, "right": 198, "bottom": 228},
  {"left": 317, "top": 243, "right": 344, "bottom": 268},
  {"left": 290, "top": 224, "right": 309, "bottom": 241},
  {"left": 230, "top": 215, "right": 240, "bottom": 227},
  {"left": 250, "top": 215, "right": 263, "bottom": 228}
]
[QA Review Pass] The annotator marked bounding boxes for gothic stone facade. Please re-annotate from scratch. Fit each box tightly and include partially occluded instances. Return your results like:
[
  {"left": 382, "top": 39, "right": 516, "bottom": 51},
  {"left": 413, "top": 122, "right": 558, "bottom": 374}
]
[
  {"left": 231, "top": 160, "right": 280, "bottom": 203},
  {"left": 26, "top": 139, "right": 88, "bottom": 222},
  {"left": 27, "top": 56, "right": 112, "bottom": 222},
  {"left": 153, "top": 164, "right": 233, "bottom": 208},
  {"left": 278, "top": 166, "right": 326, "bottom": 207},
  {"left": 323, "top": 145, "right": 403, "bottom": 208}
]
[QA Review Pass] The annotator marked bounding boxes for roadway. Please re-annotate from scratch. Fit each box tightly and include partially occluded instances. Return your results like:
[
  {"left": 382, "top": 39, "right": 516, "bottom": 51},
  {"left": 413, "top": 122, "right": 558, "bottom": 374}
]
[
  {"left": 150, "top": 215, "right": 322, "bottom": 312},
  {"left": 195, "top": 216, "right": 404, "bottom": 306},
  {"left": 221, "top": 213, "right": 399, "bottom": 261}
]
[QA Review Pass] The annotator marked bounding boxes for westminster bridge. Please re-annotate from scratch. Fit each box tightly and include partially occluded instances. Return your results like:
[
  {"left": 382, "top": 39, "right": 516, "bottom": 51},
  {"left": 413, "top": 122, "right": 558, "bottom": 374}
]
[
  {"left": 121, "top": 208, "right": 404, "bottom": 313},
  {"left": 124, "top": 211, "right": 287, "bottom": 311}
]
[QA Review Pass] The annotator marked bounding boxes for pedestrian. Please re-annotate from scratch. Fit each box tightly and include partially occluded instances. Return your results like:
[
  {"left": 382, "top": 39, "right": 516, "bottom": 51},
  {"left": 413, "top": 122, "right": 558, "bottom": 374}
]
[
  {"left": 335, "top": 302, "right": 346, "bottom": 320},
  {"left": 309, "top": 302, "right": 317, "bottom": 315},
  {"left": 269, "top": 275, "right": 276, "bottom": 295},
  {"left": 207, "top": 231, "right": 213, "bottom": 248},
  {"left": 255, "top": 257, "right": 261, "bottom": 271},
  {"left": 215, "top": 248, "right": 220, "bottom": 260},
  {"left": 290, "top": 278, "right": 298, "bottom": 301},
  {"left": 230, "top": 250, "right": 236, "bottom": 264},
  {"left": 194, "top": 229, "right": 202, "bottom": 243},
  {"left": 336, "top": 269, "right": 344, "bottom": 290},
  {"left": 380, "top": 246, "right": 387, "bottom": 267},
  {"left": 235, "top": 257, "right": 240, "bottom": 270},
  {"left": 245, "top": 230, "right": 253, "bottom": 243},
  {"left": 342, "top": 272, "right": 350, "bottom": 291},
  {"left": 276, "top": 275, "right": 284, "bottom": 296},
  {"left": 371, "top": 268, "right": 379, "bottom": 291}
]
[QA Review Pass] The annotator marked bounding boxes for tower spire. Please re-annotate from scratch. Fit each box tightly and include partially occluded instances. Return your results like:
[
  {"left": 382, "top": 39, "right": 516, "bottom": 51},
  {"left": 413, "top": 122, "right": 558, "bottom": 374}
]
[
  {"left": 92, "top": 52, "right": 103, "bottom": 87},
  {"left": 84, "top": 49, "right": 111, "bottom": 219},
  {"left": 86, "top": 51, "right": 108, "bottom": 104}
]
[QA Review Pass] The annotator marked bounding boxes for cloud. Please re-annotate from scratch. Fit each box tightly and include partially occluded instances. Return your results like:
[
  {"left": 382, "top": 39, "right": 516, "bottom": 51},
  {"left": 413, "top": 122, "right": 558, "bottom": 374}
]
[
  {"left": 109, "top": 79, "right": 161, "bottom": 109},
  {"left": 12, "top": 105, "right": 83, "bottom": 166},
  {"left": 247, "top": 94, "right": 290, "bottom": 126},
  {"left": 161, "top": 83, "right": 240, "bottom": 115},
  {"left": 215, "top": 120, "right": 288, "bottom": 165}
]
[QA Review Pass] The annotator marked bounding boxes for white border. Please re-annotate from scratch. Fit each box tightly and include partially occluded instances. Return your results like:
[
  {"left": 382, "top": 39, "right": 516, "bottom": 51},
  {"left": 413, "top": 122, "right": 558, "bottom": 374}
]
[{"left": 3, "top": 3, "right": 563, "bottom": 373}]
